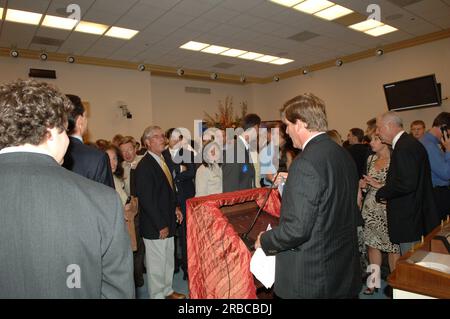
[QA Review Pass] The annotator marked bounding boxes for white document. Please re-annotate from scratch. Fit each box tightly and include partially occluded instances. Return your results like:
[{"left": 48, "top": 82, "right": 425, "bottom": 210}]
[
  {"left": 250, "top": 225, "right": 275, "bottom": 289},
  {"left": 415, "top": 252, "right": 450, "bottom": 274}
]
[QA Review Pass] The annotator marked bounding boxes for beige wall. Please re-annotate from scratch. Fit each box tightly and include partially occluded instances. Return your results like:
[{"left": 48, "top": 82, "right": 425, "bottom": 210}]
[
  {"left": 1, "top": 37, "right": 449, "bottom": 142},
  {"left": 250, "top": 38, "right": 450, "bottom": 136},
  {"left": 0, "top": 56, "right": 152, "bottom": 142},
  {"left": 151, "top": 76, "right": 251, "bottom": 135}
]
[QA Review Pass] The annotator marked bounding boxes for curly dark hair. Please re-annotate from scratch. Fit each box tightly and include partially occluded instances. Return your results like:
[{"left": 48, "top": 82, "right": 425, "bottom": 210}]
[{"left": 0, "top": 79, "right": 73, "bottom": 149}]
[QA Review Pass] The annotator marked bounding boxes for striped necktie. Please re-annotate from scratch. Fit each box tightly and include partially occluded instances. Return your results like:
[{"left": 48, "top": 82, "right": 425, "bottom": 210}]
[{"left": 160, "top": 156, "right": 174, "bottom": 190}]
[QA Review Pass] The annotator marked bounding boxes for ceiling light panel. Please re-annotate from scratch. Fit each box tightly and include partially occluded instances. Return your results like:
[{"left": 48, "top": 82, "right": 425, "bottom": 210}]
[
  {"left": 314, "top": 5, "right": 353, "bottom": 20},
  {"left": 41, "top": 15, "right": 78, "bottom": 30},
  {"left": 238, "top": 52, "right": 264, "bottom": 60},
  {"left": 364, "top": 25, "right": 398, "bottom": 36},
  {"left": 294, "top": 0, "right": 334, "bottom": 14},
  {"left": 75, "top": 21, "right": 109, "bottom": 35},
  {"left": 5, "top": 9, "right": 42, "bottom": 25},
  {"left": 105, "top": 26, "right": 139, "bottom": 39},
  {"left": 349, "top": 19, "right": 384, "bottom": 31},
  {"left": 201, "top": 45, "right": 229, "bottom": 54},
  {"left": 270, "top": 58, "right": 294, "bottom": 65},
  {"left": 269, "top": 0, "right": 304, "bottom": 7},
  {"left": 220, "top": 49, "right": 248, "bottom": 57},
  {"left": 180, "top": 41, "right": 210, "bottom": 51},
  {"left": 255, "top": 55, "right": 279, "bottom": 63}
]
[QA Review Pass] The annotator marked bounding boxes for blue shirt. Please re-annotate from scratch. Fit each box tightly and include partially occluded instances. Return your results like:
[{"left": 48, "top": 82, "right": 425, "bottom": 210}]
[{"left": 420, "top": 132, "right": 450, "bottom": 186}]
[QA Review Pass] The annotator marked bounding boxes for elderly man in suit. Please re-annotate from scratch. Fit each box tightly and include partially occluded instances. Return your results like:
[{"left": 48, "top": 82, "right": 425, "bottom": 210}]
[
  {"left": 375, "top": 112, "right": 439, "bottom": 255},
  {"left": 0, "top": 79, "right": 134, "bottom": 298},
  {"left": 63, "top": 94, "right": 114, "bottom": 188},
  {"left": 255, "top": 93, "right": 361, "bottom": 299},
  {"left": 135, "top": 126, "right": 185, "bottom": 299}
]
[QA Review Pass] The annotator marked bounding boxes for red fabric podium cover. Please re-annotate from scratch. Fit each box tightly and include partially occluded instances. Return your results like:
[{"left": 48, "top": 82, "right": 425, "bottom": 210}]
[{"left": 186, "top": 188, "right": 281, "bottom": 299}]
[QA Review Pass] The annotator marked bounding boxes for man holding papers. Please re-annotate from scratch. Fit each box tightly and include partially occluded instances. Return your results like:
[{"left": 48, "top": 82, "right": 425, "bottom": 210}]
[{"left": 255, "top": 94, "right": 361, "bottom": 299}]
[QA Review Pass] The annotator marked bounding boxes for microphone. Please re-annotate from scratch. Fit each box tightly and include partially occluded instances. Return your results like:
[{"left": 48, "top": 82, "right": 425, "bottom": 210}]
[{"left": 241, "top": 171, "right": 281, "bottom": 250}]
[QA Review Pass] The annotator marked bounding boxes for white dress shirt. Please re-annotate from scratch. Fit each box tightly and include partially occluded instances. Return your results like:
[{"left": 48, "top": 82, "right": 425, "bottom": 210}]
[{"left": 392, "top": 130, "right": 405, "bottom": 149}]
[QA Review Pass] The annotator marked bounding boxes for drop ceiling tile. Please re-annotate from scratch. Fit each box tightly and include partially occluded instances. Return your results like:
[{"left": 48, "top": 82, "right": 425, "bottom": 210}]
[
  {"left": 138, "top": 0, "right": 182, "bottom": 10},
  {"left": 250, "top": 1, "right": 288, "bottom": 19},
  {"left": 0, "top": 22, "right": 36, "bottom": 49},
  {"left": 6, "top": 0, "right": 50, "bottom": 12},
  {"left": 28, "top": 43, "right": 59, "bottom": 53},
  {"left": 184, "top": 17, "right": 221, "bottom": 32},
  {"left": 220, "top": 0, "right": 263, "bottom": 12},
  {"left": 201, "top": 6, "right": 241, "bottom": 23},
  {"left": 46, "top": 0, "right": 96, "bottom": 16},
  {"left": 172, "top": 0, "right": 220, "bottom": 16},
  {"left": 208, "top": 24, "right": 242, "bottom": 37}
]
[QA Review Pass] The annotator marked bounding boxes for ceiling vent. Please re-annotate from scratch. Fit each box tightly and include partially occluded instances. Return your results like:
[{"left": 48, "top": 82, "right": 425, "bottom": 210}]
[
  {"left": 185, "top": 87, "right": 211, "bottom": 95},
  {"left": 288, "top": 31, "right": 320, "bottom": 42}
]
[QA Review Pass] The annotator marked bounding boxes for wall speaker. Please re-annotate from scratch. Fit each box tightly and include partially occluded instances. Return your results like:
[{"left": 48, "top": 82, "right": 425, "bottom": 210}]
[{"left": 29, "top": 68, "right": 56, "bottom": 79}]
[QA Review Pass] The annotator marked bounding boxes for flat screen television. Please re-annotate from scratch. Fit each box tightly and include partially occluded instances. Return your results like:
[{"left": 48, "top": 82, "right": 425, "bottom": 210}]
[{"left": 383, "top": 74, "right": 441, "bottom": 111}]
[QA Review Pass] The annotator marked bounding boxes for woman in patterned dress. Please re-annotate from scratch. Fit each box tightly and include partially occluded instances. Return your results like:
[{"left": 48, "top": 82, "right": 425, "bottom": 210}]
[{"left": 358, "top": 134, "right": 400, "bottom": 294}]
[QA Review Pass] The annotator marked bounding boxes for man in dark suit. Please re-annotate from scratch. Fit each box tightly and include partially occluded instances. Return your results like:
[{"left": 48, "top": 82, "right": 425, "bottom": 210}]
[
  {"left": 0, "top": 79, "right": 134, "bottom": 298},
  {"left": 135, "top": 126, "right": 185, "bottom": 299},
  {"left": 63, "top": 94, "right": 114, "bottom": 188},
  {"left": 347, "top": 127, "right": 371, "bottom": 178},
  {"left": 255, "top": 93, "right": 361, "bottom": 299},
  {"left": 163, "top": 128, "right": 196, "bottom": 280},
  {"left": 375, "top": 112, "right": 439, "bottom": 255},
  {"left": 222, "top": 114, "right": 261, "bottom": 192}
]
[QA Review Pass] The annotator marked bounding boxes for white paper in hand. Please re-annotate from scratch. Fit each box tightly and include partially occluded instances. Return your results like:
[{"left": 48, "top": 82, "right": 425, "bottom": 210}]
[{"left": 250, "top": 224, "right": 275, "bottom": 289}]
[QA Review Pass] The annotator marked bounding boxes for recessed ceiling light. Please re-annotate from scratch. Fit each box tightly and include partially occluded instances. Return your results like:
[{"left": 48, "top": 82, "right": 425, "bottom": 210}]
[
  {"left": 75, "top": 21, "right": 108, "bottom": 35},
  {"left": 314, "top": 5, "right": 353, "bottom": 20},
  {"left": 293, "top": 0, "right": 334, "bottom": 14},
  {"left": 42, "top": 15, "right": 78, "bottom": 30},
  {"left": 220, "top": 48, "right": 248, "bottom": 57},
  {"left": 180, "top": 41, "right": 210, "bottom": 51},
  {"left": 269, "top": 0, "right": 304, "bottom": 7},
  {"left": 201, "top": 45, "right": 229, "bottom": 54},
  {"left": 238, "top": 52, "right": 264, "bottom": 60},
  {"left": 105, "top": 26, "right": 139, "bottom": 39},
  {"left": 365, "top": 25, "right": 398, "bottom": 36},
  {"left": 270, "top": 58, "right": 294, "bottom": 65},
  {"left": 255, "top": 55, "right": 279, "bottom": 63},
  {"left": 349, "top": 19, "right": 384, "bottom": 32},
  {"left": 5, "top": 9, "right": 42, "bottom": 25}
]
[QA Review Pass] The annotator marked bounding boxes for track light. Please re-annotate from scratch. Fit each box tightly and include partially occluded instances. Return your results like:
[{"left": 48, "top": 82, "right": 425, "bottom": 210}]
[
  {"left": 273, "top": 76, "right": 280, "bottom": 82},
  {"left": 10, "top": 50, "right": 19, "bottom": 58},
  {"left": 302, "top": 69, "right": 309, "bottom": 75},
  {"left": 67, "top": 56, "right": 75, "bottom": 63},
  {"left": 336, "top": 59, "right": 343, "bottom": 67},
  {"left": 138, "top": 64, "right": 146, "bottom": 71},
  {"left": 40, "top": 52, "right": 48, "bottom": 61},
  {"left": 177, "top": 68, "right": 185, "bottom": 76},
  {"left": 376, "top": 49, "right": 384, "bottom": 56},
  {"left": 210, "top": 72, "right": 218, "bottom": 80},
  {"left": 240, "top": 75, "right": 246, "bottom": 83}
]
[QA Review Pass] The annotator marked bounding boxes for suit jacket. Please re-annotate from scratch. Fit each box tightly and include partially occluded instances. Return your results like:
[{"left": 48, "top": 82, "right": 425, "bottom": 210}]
[
  {"left": 222, "top": 137, "right": 255, "bottom": 193},
  {"left": 63, "top": 136, "right": 115, "bottom": 188},
  {"left": 135, "top": 152, "right": 177, "bottom": 240},
  {"left": 376, "top": 133, "right": 439, "bottom": 243},
  {"left": 162, "top": 148, "right": 196, "bottom": 212},
  {"left": 347, "top": 143, "right": 371, "bottom": 179},
  {"left": 0, "top": 152, "right": 134, "bottom": 298},
  {"left": 261, "top": 134, "right": 361, "bottom": 299}
]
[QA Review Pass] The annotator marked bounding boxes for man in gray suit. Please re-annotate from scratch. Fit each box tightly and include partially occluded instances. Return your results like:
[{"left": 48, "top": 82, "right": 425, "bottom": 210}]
[
  {"left": 256, "top": 94, "right": 361, "bottom": 298},
  {"left": 0, "top": 79, "right": 134, "bottom": 298}
]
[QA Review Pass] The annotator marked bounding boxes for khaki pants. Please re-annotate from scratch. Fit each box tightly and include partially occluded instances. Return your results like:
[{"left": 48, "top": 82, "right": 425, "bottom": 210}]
[{"left": 143, "top": 237, "right": 175, "bottom": 299}]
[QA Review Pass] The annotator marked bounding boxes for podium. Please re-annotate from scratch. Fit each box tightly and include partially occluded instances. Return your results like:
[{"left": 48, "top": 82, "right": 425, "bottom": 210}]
[
  {"left": 186, "top": 188, "right": 281, "bottom": 299},
  {"left": 388, "top": 217, "right": 450, "bottom": 299}
]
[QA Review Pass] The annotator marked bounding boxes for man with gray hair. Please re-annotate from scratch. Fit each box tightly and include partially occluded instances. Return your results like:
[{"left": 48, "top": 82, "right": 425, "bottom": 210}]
[
  {"left": 134, "top": 126, "right": 185, "bottom": 299},
  {"left": 374, "top": 112, "right": 439, "bottom": 255}
]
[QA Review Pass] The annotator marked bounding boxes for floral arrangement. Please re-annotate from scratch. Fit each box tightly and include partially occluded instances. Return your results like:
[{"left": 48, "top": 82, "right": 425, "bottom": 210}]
[{"left": 203, "top": 96, "right": 248, "bottom": 129}]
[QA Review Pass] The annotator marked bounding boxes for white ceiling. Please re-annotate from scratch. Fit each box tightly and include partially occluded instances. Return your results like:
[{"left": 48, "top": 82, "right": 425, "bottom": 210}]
[{"left": 0, "top": 0, "right": 449, "bottom": 77}]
